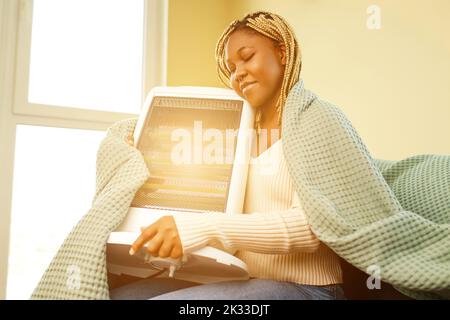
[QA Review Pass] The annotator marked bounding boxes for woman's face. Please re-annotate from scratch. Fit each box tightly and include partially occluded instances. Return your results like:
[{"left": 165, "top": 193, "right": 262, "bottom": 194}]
[{"left": 225, "top": 29, "right": 286, "bottom": 112}]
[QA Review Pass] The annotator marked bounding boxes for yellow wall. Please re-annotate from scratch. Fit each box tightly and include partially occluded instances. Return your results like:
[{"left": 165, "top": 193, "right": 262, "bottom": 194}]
[
  {"left": 167, "top": 0, "right": 237, "bottom": 87},
  {"left": 168, "top": 0, "right": 450, "bottom": 160}
]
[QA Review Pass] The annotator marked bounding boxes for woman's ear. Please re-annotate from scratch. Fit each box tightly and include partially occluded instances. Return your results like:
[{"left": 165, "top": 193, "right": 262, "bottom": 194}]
[{"left": 278, "top": 43, "right": 287, "bottom": 65}]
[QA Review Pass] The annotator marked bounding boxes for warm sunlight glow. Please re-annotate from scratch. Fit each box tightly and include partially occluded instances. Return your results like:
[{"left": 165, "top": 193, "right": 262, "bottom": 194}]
[
  {"left": 28, "top": 0, "right": 144, "bottom": 113},
  {"left": 7, "top": 125, "right": 105, "bottom": 299}
]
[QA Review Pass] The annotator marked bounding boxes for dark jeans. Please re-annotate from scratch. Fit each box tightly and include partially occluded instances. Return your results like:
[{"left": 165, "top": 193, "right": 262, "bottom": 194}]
[{"left": 110, "top": 278, "right": 346, "bottom": 300}]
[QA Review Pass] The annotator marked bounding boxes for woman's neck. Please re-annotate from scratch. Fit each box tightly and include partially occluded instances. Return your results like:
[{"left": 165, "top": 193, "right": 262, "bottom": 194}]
[
  {"left": 255, "top": 89, "right": 282, "bottom": 154},
  {"left": 257, "top": 113, "right": 281, "bottom": 155}
]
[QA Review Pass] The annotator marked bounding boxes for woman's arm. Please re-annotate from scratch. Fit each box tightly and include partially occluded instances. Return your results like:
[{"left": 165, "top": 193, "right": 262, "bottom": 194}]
[{"left": 172, "top": 195, "right": 320, "bottom": 255}]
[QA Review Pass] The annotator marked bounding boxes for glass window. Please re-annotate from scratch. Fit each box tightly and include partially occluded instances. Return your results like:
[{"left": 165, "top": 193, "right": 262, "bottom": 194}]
[
  {"left": 28, "top": 0, "right": 144, "bottom": 113},
  {"left": 7, "top": 125, "right": 105, "bottom": 299}
]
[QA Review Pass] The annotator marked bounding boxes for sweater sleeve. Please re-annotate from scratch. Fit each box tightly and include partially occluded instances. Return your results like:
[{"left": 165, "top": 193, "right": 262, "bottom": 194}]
[{"left": 172, "top": 192, "right": 320, "bottom": 255}]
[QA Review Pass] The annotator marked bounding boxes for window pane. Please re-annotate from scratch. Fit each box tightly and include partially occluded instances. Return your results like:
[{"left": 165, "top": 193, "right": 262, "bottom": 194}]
[
  {"left": 7, "top": 125, "right": 105, "bottom": 299},
  {"left": 28, "top": 0, "right": 144, "bottom": 113}
]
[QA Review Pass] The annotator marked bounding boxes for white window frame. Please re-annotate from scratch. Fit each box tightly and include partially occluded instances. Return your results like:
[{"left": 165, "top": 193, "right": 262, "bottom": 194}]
[{"left": 0, "top": 0, "right": 168, "bottom": 299}]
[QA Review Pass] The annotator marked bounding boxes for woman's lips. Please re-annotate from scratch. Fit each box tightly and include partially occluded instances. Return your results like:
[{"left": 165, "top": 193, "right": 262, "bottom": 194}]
[{"left": 242, "top": 82, "right": 257, "bottom": 93}]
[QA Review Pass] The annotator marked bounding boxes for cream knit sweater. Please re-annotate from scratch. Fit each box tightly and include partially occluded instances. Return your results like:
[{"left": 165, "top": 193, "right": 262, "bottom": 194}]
[{"left": 173, "top": 138, "right": 343, "bottom": 285}]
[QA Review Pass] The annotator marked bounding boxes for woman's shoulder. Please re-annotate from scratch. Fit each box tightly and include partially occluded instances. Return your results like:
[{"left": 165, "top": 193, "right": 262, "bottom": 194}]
[{"left": 284, "top": 80, "right": 346, "bottom": 127}]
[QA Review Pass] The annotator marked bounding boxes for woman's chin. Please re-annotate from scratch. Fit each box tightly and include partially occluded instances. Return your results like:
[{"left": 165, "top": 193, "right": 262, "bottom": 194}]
[{"left": 243, "top": 90, "right": 260, "bottom": 107}]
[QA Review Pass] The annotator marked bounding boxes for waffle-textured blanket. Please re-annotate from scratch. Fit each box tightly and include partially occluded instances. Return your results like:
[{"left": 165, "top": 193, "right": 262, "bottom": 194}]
[
  {"left": 282, "top": 80, "right": 450, "bottom": 299},
  {"left": 31, "top": 119, "right": 149, "bottom": 299},
  {"left": 32, "top": 81, "right": 449, "bottom": 299}
]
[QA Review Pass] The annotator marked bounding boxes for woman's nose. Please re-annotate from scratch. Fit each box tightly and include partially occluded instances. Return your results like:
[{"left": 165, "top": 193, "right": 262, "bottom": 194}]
[{"left": 235, "top": 65, "right": 247, "bottom": 83}]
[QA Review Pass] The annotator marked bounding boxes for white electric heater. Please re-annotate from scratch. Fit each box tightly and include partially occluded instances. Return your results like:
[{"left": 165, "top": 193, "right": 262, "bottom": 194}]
[{"left": 107, "top": 86, "right": 255, "bottom": 284}]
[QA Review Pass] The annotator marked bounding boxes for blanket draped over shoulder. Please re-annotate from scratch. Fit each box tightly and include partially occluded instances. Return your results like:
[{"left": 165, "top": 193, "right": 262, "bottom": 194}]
[
  {"left": 32, "top": 81, "right": 450, "bottom": 299},
  {"left": 31, "top": 119, "right": 149, "bottom": 299},
  {"left": 282, "top": 80, "right": 450, "bottom": 299}
]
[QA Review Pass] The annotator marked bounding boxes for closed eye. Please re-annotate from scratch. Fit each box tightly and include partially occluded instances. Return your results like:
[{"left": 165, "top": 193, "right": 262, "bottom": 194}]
[
  {"left": 244, "top": 53, "right": 255, "bottom": 61},
  {"left": 228, "top": 53, "right": 255, "bottom": 74}
]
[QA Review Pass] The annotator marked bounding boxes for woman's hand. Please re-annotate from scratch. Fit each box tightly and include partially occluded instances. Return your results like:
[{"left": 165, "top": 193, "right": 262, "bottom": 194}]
[
  {"left": 129, "top": 216, "right": 183, "bottom": 259},
  {"left": 127, "top": 133, "right": 134, "bottom": 146}
]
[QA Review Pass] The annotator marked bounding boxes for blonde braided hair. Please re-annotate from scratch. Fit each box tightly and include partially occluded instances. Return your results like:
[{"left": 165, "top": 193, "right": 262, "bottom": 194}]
[{"left": 215, "top": 11, "right": 302, "bottom": 134}]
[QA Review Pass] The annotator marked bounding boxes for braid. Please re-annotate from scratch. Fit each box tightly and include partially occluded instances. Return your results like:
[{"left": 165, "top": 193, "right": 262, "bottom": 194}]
[{"left": 215, "top": 11, "right": 302, "bottom": 134}]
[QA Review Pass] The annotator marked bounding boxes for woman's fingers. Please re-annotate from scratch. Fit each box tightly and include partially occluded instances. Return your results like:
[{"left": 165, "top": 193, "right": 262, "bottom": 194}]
[
  {"left": 130, "top": 225, "right": 157, "bottom": 255},
  {"left": 145, "top": 234, "right": 164, "bottom": 256},
  {"left": 170, "top": 245, "right": 183, "bottom": 259},
  {"left": 129, "top": 216, "right": 183, "bottom": 258},
  {"left": 158, "top": 241, "right": 174, "bottom": 258},
  {"left": 126, "top": 133, "right": 134, "bottom": 146}
]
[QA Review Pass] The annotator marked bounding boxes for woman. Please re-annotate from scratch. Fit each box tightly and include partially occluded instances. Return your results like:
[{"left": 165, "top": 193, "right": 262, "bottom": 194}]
[{"left": 110, "top": 11, "right": 345, "bottom": 300}]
